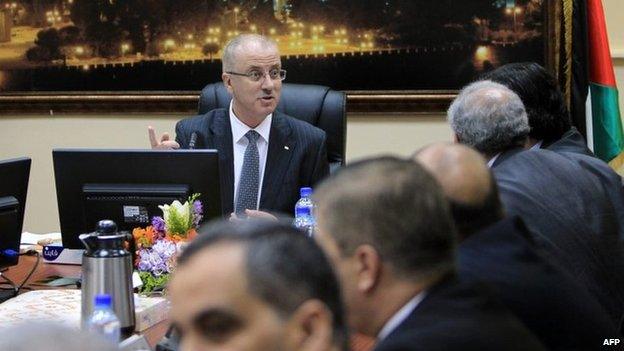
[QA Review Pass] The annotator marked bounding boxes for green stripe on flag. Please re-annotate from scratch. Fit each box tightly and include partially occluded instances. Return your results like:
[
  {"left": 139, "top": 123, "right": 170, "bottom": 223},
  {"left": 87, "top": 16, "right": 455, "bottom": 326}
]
[{"left": 590, "top": 82, "right": 624, "bottom": 162}]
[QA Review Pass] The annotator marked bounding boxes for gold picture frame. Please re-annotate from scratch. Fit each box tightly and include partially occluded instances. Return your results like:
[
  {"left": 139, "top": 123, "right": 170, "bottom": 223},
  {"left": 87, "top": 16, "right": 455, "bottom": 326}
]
[{"left": 0, "top": 0, "right": 562, "bottom": 114}]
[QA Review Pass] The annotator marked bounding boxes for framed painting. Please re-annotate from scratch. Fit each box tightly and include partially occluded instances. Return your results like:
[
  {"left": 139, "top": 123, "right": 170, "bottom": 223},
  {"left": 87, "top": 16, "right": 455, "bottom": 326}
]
[{"left": 0, "top": 0, "right": 563, "bottom": 113}]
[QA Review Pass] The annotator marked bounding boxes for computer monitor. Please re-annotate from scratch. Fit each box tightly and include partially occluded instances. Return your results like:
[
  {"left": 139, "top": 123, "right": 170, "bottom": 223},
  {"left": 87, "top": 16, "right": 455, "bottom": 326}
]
[
  {"left": 53, "top": 149, "right": 222, "bottom": 249},
  {"left": 0, "top": 157, "right": 31, "bottom": 269}
]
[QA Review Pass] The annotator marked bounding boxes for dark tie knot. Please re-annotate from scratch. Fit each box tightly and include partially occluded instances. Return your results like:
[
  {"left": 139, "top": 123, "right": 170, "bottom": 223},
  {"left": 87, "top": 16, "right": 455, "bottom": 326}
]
[{"left": 245, "top": 130, "right": 260, "bottom": 144}]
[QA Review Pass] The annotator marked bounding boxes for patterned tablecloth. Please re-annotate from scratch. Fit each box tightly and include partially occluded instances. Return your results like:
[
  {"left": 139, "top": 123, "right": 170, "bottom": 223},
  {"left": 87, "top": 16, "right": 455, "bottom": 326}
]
[{"left": 0, "top": 289, "right": 168, "bottom": 332}]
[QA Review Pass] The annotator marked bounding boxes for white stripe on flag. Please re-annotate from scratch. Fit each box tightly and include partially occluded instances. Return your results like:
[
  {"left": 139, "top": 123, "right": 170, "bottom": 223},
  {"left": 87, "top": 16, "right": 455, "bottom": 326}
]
[{"left": 586, "top": 88, "right": 594, "bottom": 152}]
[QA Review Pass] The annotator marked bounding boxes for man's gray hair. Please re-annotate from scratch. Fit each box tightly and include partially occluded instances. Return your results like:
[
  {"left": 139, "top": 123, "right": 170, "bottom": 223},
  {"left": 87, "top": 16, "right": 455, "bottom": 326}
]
[
  {"left": 447, "top": 80, "right": 530, "bottom": 155},
  {"left": 222, "top": 34, "right": 279, "bottom": 72}
]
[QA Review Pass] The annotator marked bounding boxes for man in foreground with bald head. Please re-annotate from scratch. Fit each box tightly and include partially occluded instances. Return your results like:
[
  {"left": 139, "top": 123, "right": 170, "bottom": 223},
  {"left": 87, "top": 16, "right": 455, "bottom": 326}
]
[
  {"left": 414, "top": 143, "right": 502, "bottom": 239},
  {"left": 414, "top": 143, "right": 619, "bottom": 350}
]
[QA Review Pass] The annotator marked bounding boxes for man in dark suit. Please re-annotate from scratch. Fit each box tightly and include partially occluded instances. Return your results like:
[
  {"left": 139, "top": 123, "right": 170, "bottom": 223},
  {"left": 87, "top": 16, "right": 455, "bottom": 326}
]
[
  {"left": 148, "top": 34, "right": 328, "bottom": 216},
  {"left": 314, "top": 157, "right": 546, "bottom": 351},
  {"left": 415, "top": 142, "right": 620, "bottom": 350},
  {"left": 483, "top": 62, "right": 624, "bottom": 241},
  {"left": 447, "top": 80, "right": 624, "bottom": 333}
]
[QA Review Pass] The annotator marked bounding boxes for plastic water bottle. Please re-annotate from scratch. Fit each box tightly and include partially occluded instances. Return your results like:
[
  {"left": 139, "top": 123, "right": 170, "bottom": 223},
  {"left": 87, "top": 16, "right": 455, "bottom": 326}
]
[
  {"left": 87, "top": 294, "right": 121, "bottom": 344},
  {"left": 294, "top": 187, "right": 315, "bottom": 236}
]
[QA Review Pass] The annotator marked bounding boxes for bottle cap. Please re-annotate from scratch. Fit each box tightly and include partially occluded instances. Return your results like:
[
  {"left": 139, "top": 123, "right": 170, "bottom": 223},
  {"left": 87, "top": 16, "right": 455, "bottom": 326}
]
[
  {"left": 94, "top": 294, "right": 112, "bottom": 308},
  {"left": 300, "top": 187, "right": 312, "bottom": 197}
]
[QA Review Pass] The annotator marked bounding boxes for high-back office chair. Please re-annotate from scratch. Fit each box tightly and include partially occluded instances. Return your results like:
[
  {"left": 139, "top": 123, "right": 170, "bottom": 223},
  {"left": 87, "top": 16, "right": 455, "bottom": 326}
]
[{"left": 198, "top": 83, "right": 346, "bottom": 172}]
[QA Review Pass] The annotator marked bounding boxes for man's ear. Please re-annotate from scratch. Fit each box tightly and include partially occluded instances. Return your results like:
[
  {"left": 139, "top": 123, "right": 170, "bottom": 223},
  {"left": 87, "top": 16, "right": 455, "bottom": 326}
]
[
  {"left": 523, "top": 137, "right": 535, "bottom": 150},
  {"left": 222, "top": 72, "right": 234, "bottom": 94},
  {"left": 354, "top": 244, "right": 381, "bottom": 294},
  {"left": 452, "top": 133, "right": 461, "bottom": 143},
  {"left": 287, "top": 300, "right": 335, "bottom": 351}
]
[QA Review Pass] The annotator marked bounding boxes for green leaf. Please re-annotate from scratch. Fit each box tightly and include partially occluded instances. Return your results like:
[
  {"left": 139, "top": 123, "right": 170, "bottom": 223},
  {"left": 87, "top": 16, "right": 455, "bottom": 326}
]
[
  {"left": 188, "top": 193, "right": 201, "bottom": 203},
  {"left": 137, "top": 271, "right": 170, "bottom": 295}
]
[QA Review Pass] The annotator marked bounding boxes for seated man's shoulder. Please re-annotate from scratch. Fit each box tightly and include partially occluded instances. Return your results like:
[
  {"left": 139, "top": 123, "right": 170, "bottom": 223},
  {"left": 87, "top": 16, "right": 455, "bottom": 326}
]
[
  {"left": 515, "top": 148, "right": 565, "bottom": 162},
  {"left": 277, "top": 112, "right": 326, "bottom": 139},
  {"left": 498, "top": 148, "right": 579, "bottom": 175},
  {"left": 177, "top": 108, "right": 228, "bottom": 128},
  {"left": 275, "top": 111, "right": 325, "bottom": 131}
]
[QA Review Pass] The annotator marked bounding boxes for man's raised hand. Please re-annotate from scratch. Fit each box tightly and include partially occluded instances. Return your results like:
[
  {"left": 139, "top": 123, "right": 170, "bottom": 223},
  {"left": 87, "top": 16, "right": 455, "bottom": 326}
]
[{"left": 148, "top": 126, "right": 180, "bottom": 150}]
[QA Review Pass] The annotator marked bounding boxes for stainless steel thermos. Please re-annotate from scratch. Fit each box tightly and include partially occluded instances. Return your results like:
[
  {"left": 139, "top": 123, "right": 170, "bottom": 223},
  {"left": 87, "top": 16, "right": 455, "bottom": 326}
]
[{"left": 80, "top": 220, "right": 135, "bottom": 336}]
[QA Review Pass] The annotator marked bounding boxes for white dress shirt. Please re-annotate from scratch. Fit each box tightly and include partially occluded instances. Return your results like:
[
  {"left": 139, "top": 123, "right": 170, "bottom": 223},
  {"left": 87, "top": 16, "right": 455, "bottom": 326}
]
[
  {"left": 530, "top": 140, "right": 543, "bottom": 150},
  {"left": 229, "top": 102, "right": 272, "bottom": 210},
  {"left": 488, "top": 143, "right": 541, "bottom": 168},
  {"left": 487, "top": 152, "right": 502, "bottom": 168},
  {"left": 377, "top": 291, "right": 427, "bottom": 341}
]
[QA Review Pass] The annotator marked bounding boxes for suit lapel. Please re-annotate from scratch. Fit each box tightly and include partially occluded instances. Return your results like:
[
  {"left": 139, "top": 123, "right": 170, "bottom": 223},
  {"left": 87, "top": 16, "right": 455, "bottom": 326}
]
[
  {"left": 209, "top": 110, "right": 235, "bottom": 215},
  {"left": 260, "top": 112, "right": 295, "bottom": 210}
]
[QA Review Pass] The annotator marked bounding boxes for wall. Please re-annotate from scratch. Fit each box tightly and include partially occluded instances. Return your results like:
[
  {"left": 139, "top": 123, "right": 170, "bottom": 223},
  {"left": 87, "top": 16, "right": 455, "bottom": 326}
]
[
  {"left": 0, "top": 112, "right": 451, "bottom": 233},
  {"left": 1, "top": 0, "right": 622, "bottom": 233}
]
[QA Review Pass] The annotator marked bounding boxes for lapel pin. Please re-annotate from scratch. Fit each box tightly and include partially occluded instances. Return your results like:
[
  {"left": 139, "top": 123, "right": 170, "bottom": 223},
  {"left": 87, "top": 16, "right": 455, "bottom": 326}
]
[{"left": 284, "top": 146, "right": 290, "bottom": 150}]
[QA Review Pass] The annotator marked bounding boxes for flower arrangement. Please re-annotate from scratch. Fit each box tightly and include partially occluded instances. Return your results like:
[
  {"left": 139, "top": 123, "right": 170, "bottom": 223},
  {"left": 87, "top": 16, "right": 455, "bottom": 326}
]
[{"left": 132, "top": 193, "right": 203, "bottom": 294}]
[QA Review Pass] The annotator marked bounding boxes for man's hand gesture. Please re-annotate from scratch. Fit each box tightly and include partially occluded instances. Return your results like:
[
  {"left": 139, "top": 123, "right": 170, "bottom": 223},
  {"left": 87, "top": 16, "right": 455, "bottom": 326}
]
[{"left": 148, "top": 126, "right": 180, "bottom": 150}]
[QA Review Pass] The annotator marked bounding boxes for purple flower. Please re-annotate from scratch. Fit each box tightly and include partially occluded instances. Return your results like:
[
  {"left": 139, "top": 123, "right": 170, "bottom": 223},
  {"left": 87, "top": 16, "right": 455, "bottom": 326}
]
[
  {"left": 137, "top": 259, "right": 151, "bottom": 272},
  {"left": 193, "top": 200, "right": 203, "bottom": 214},
  {"left": 152, "top": 216, "right": 166, "bottom": 235},
  {"left": 152, "top": 240, "right": 177, "bottom": 260},
  {"left": 137, "top": 249, "right": 156, "bottom": 272},
  {"left": 137, "top": 244, "right": 174, "bottom": 274},
  {"left": 192, "top": 200, "right": 204, "bottom": 227}
]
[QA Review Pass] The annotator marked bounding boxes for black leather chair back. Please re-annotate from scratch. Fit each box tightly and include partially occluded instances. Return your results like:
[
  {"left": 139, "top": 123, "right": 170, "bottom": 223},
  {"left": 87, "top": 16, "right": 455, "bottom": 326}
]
[{"left": 198, "top": 82, "right": 346, "bottom": 171}]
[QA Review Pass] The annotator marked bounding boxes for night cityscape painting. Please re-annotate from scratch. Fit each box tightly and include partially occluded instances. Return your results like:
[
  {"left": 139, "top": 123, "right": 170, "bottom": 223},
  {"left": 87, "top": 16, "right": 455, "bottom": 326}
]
[{"left": 0, "top": 0, "right": 546, "bottom": 92}]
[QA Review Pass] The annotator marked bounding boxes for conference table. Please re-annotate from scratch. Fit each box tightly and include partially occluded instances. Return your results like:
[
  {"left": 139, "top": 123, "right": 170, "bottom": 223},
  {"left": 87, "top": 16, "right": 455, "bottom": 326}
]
[
  {"left": 2, "top": 255, "right": 375, "bottom": 351},
  {"left": 1, "top": 255, "right": 169, "bottom": 348}
]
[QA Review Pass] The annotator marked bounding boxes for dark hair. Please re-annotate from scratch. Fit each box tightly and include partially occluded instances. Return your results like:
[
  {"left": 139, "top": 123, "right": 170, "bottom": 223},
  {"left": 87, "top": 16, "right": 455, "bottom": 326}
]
[
  {"left": 178, "top": 220, "right": 348, "bottom": 350},
  {"left": 481, "top": 62, "right": 572, "bottom": 143},
  {"left": 449, "top": 178, "right": 504, "bottom": 240},
  {"left": 315, "top": 156, "right": 457, "bottom": 282}
]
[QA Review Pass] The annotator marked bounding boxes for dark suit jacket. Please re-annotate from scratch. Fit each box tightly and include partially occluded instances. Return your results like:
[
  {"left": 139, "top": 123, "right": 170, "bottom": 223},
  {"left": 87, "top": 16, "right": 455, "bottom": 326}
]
[
  {"left": 492, "top": 148, "right": 624, "bottom": 331},
  {"left": 544, "top": 127, "right": 595, "bottom": 156},
  {"left": 175, "top": 108, "right": 329, "bottom": 215},
  {"left": 546, "top": 128, "right": 624, "bottom": 242},
  {"left": 374, "top": 275, "right": 546, "bottom": 351},
  {"left": 459, "top": 216, "right": 620, "bottom": 350}
]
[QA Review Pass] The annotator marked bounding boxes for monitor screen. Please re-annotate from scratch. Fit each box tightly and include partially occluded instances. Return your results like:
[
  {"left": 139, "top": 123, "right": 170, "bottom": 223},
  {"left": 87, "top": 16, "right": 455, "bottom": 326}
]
[
  {"left": 0, "top": 157, "right": 31, "bottom": 269},
  {"left": 53, "top": 149, "right": 222, "bottom": 249}
]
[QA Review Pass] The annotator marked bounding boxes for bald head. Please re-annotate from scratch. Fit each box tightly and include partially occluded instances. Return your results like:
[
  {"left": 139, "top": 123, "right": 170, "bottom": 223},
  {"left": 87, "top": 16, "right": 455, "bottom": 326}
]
[
  {"left": 222, "top": 34, "right": 279, "bottom": 72},
  {"left": 414, "top": 143, "right": 504, "bottom": 239},
  {"left": 414, "top": 143, "right": 492, "bottom": 206}
]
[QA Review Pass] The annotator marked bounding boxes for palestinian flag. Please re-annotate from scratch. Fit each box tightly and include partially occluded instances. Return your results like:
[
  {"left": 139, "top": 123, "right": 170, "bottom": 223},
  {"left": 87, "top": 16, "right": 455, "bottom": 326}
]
[{"left": 568, "top": 0, "right": 624, "bottom": 169}]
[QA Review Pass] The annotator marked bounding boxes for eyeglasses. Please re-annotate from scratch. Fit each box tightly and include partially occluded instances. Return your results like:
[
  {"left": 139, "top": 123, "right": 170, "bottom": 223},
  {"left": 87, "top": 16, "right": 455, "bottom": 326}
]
[{"left": 225, "top": 68, "right": 287, "bottom": 82}]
